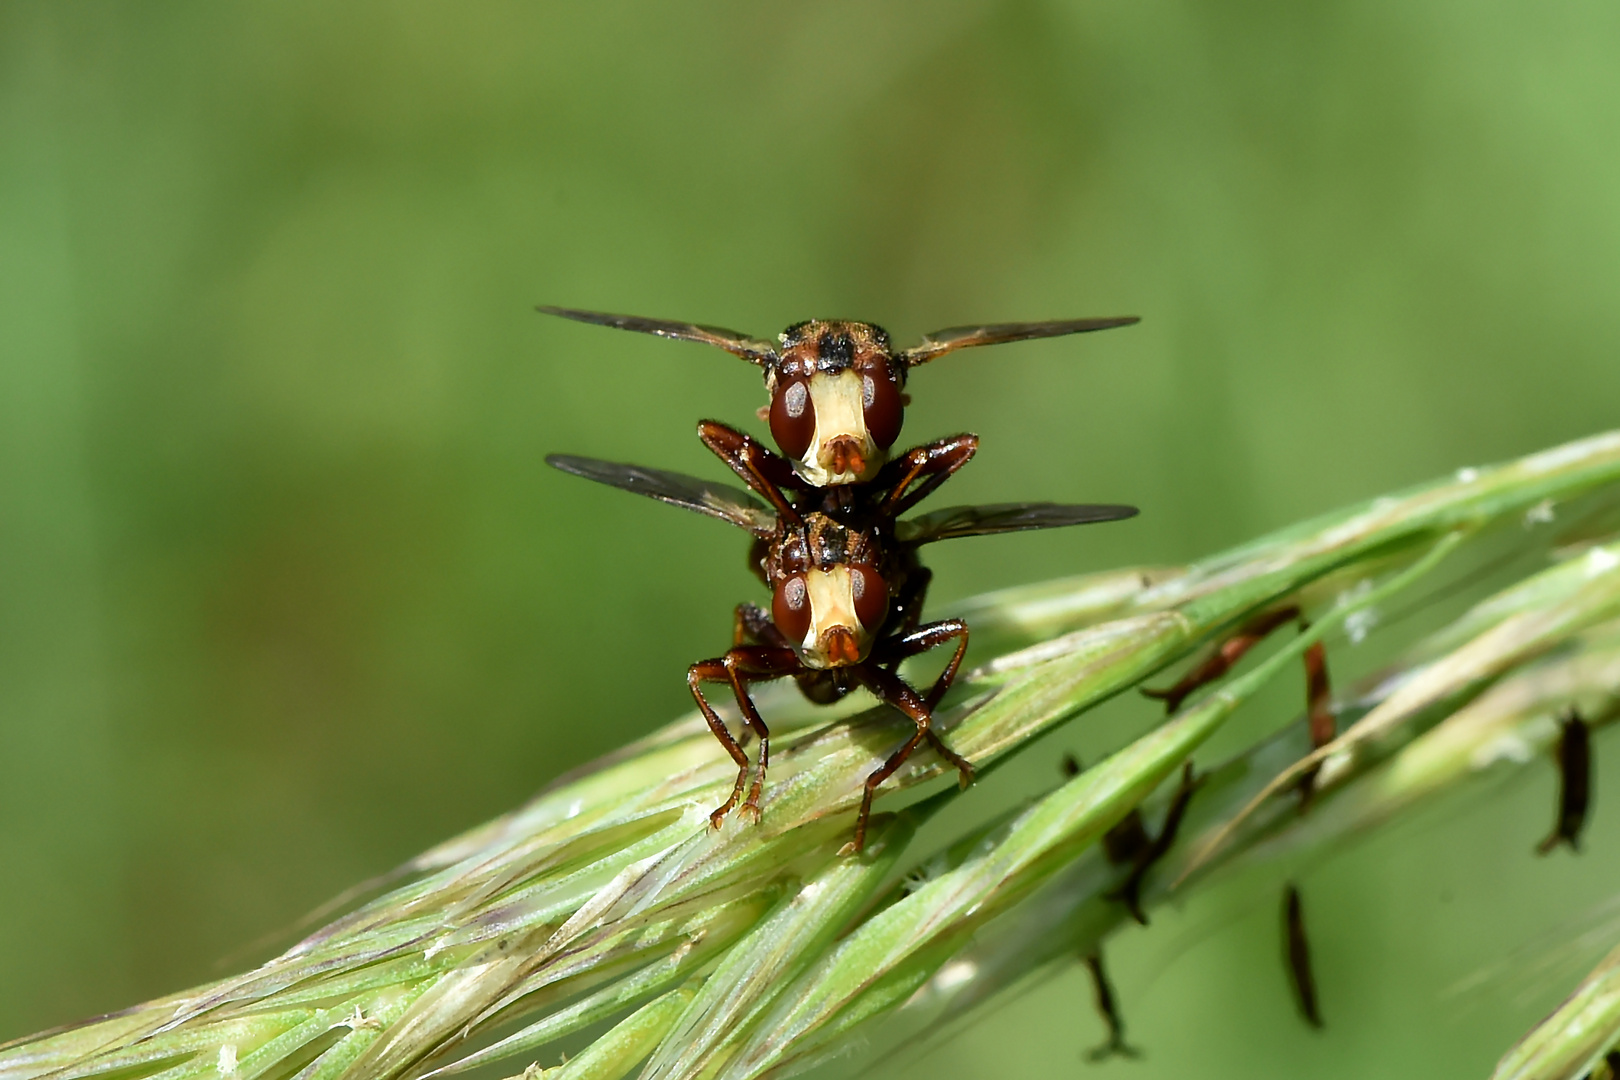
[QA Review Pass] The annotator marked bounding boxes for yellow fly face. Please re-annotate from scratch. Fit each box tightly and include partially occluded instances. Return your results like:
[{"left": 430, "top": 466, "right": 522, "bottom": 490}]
[
  {"left": 795, "top": 566, "right": 871, "bottom": 668},
  {"left": 768, "top": 516, "right": 892, "bottom": 670},
  {"left": 765, "top": 321, "right": 905, "bottom": 487}
]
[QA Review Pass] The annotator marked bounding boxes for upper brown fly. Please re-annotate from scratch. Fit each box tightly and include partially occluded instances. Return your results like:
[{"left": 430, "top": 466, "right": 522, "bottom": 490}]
[
  {"left": 538, "top": 306, "right": 1139, "bottom": 488},
  {"left": 548, "top": 423, "right": 1136, "bottom": 852}
]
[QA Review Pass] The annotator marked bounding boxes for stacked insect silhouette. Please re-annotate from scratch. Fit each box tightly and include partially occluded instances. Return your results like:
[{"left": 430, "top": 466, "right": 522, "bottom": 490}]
[{"left": 542, "top": 307, "right": 1139, "bottom": 852}]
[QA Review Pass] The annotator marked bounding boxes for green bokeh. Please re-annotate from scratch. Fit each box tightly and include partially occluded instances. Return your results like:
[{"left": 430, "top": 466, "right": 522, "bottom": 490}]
[{"left": 2, "top": 1, "right": 1618, "bottom": 1074}]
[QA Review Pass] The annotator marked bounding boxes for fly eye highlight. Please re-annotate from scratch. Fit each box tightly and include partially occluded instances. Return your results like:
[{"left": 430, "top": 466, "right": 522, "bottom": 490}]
[
  {"left": 769, "top": 378, "right": 817, "bottom": 460},
  {"left": 772, "top": 574, "right": 812, "bottom": 645},
  {"left": 860, "top": 366, "right": 903, "bottom": 450},
  {"left": 849, "top": 566, "right": 889, "bottom": 632}
]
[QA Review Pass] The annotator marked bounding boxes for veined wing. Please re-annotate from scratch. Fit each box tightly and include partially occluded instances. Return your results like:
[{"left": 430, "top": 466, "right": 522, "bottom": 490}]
[
  {"left": 547, "top": 454, "right": 778, "bottom": 536},
  {"left": 537, "top": 306, "right": 778, "bottom": 365},
  {"left": 895, "top": 502, "right": 1139, "bottom": 545},
  {"left": 902, "top": 317, "right": 1139, "bottom": 367}
]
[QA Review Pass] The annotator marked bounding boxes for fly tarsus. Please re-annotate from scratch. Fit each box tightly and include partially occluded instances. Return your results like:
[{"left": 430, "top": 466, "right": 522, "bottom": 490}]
[
  {"left": 687, "top": 646, "right": 798, "bottom": 829},
  {"left": 843, "top": 664, "right": 974, "bottom": 855},
  {"left": 1082, "top": 951, "right": 1142, "bottom": 1061}
]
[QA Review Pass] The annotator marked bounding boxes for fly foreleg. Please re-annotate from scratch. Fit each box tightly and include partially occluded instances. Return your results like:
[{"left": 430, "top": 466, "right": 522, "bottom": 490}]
[
  {"left": 696, "top": 420, "right": 803, "bottom": 523},
  {"left": 878, "top": 434, "right": 979, "bottom": 517},
  {"left": 1142, "top": 606, "right": 1303, "bottom": 713},
  {"left": 847, "top": 665, "right": 974, "bottom": 855},
  {"left": 873, "top": 619, "right": 975, "bottom": 787},
  {"left": 732, "top": 602, "right": 788, "bottom": 648},
  {"left": 1141, "top": 606, "right": 1335, "bottom": 803},
  {"left": 882, "top": 618, "right": 971, "bottom": 708},
  {"left": 688, "top": 646, "right": 801, "bottom": 829}
]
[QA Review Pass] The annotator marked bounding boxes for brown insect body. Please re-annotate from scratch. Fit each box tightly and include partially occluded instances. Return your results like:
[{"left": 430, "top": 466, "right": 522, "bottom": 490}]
[{"left": 540, "top": 305, "right": 1141, "bottom": 852}]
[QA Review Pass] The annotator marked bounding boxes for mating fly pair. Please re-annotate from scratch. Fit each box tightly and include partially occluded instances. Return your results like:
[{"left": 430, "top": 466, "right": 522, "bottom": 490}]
[{"left": 543, "top": 307, "right": 1140, "bottom": 851}]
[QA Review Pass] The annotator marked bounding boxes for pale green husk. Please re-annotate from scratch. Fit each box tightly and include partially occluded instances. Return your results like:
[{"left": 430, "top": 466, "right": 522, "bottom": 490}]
[{"left": 7, "top": 431, "right": 1620, "bottom": 1080}]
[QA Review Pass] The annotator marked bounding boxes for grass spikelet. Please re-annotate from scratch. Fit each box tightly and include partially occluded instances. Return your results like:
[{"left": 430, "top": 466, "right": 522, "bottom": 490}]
[{"left": 5, "top": 429, "right": 1620, "bottom": 1080}]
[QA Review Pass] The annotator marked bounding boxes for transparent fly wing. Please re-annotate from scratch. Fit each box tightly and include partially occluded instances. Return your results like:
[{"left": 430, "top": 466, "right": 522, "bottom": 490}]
[
  {"left": 895, "top": 502, "right": 1138, "bottom": 545},
  {"left": 901, "top": 317, "right": 1139, "bottom": 367},
  {"left": 547, "top": 454, "right": 778, "bottom": 536},
  {"left": 537, "top": 306, "right": 778, "bottom": 365}
]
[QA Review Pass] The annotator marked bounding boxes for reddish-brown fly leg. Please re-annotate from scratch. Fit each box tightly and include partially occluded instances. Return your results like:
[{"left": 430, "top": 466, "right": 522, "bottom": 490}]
[
  {"left": 876, "top": 618, "right": 975, "bottom": 787},
  {"left": 728, "top": 604, "right": 793, "bottom": 748},
  {"left": 1082, "top": 952, "right": 1142, "bottom": 1061},
  {"left": 688, "top": 646, "right": 801, "bottom": 829},
  {"left": 1141, "top": 605, "right": 1336, "bottom": 804},
  {"left": 732, "top": 602, "right": 790, "bottom": 648},
  {"left": 1142, "top": 607, "right": 1302, "bottom": 713},
  {"left": 697, "top": 420, "right": 803, "bottom": 523},
  {"left": 877, "top": 434, "right": 979, "bottom": 517},
  {"left": 1104, "top": 762, "right": 1201, "bottom": 925},
  {"left": 843, "top": 665, "right": 965, "bottom": 855},
  {"left": 882, "top": 566, "right": 933, "bottom": 645},
  {"left": 1294, "top": 636, "right": 1335, "bottom": 807}
]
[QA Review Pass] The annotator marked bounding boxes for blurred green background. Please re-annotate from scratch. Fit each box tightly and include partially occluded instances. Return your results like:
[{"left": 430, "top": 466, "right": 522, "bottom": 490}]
[{"left": 4, "top": 1, "right": 1620, "bottom": 1075}]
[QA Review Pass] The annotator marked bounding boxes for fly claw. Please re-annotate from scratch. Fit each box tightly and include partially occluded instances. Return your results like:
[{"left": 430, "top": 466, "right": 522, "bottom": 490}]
[
  {"left": 544, "top": 307, "right": 1140, "bottom": 852},
  {"left": 1537, "top": 708, "right": 1592, "bottom": 855}
]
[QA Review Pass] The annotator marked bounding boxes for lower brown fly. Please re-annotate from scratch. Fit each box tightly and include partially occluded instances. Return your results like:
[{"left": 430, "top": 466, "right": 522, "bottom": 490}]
[{"left": 548, "top": 424, "right": 1136, "bottom": 852}]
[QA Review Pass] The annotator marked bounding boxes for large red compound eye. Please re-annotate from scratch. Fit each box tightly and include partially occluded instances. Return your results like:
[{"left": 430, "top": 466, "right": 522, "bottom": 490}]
[
  {"left": 772, "top": 574, "right": 812, "bottom": 645},
  {"left": 769, "top": 378, "right": 817, "bottom": 461},
  {"left": 849, "top": 566, "right": 889, "bottom": 633},
  {"left": 860, "top": 365, "right": 903, "bottom": 450}
]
